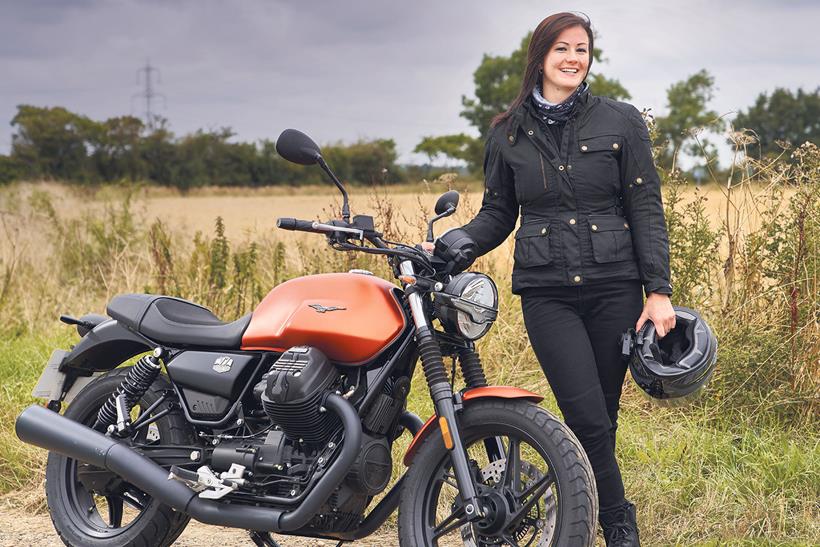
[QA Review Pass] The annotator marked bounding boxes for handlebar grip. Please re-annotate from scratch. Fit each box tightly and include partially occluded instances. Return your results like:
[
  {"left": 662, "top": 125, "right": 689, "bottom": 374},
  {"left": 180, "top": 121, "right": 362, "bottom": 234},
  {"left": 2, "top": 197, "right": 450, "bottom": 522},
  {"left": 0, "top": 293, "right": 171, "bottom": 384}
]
[{"left": 276, "top": 217, "right": 316, "bottom": 231}]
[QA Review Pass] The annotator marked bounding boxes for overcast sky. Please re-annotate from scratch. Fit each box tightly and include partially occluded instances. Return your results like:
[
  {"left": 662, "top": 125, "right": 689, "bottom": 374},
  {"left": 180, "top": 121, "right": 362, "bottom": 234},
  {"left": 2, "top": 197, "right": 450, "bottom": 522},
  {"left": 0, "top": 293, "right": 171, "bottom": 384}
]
[{"left": 2, "top": 0, "right": 818, "bottom": 164}]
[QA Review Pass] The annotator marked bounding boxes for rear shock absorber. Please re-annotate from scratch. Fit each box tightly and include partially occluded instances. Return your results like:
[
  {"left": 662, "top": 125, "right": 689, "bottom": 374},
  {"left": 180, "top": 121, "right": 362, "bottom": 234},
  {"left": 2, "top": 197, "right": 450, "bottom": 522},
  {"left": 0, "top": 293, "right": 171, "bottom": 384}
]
[
  {"left": 94, "top": 348, "right": 164, "bottom": 431},
  {"left": 458, "top": 348, "right": 488, "bottom": 389}
]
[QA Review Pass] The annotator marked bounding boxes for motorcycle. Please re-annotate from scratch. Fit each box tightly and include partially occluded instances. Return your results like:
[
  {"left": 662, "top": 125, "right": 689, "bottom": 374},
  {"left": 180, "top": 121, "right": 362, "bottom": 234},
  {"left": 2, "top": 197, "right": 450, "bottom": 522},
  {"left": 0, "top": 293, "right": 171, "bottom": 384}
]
[{"left": 16, "top": 129, "right": 597, "bottom": 546}]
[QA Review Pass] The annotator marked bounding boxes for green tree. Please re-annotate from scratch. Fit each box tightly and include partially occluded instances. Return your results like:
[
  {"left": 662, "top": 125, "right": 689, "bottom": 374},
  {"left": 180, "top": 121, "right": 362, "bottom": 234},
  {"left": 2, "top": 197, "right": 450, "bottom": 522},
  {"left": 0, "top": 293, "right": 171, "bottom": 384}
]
[
  {"left": 140, "top": 119, "right": 179, "bottom": 186},
  {"left": 10, "top": 105, "right": 99, "bottom": 181},
  {"left": 654, "top": 69, "right": 723, "bottom": 170},
  {"left": 346, "top": 139, "right": 402, "bottom": 184},
  {"left": 414, "top": 133, "right": 476, "bottom": 167},
  {"left": 461, "top": 32, "right": 631, "bottom": 139},
  {"left": 175, "top": 128, "right": 256, "bottom": 189},
  {"left": 733, "top": 88, "right": 820, "bottom": 157},
  {"left": 90, "top": 115, "right": 146, "bottom": 181},
  {"left": 443, "top": 32, "right": 630, "bottom": 175},
  {"left": 0, "top": 155, "right": 22, "bottom": 184}
]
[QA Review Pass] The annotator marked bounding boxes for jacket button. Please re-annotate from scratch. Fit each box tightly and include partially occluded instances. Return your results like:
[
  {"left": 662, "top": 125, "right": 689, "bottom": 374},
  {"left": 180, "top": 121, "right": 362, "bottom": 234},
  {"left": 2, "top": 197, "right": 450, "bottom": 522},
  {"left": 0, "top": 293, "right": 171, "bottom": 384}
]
[
  {"left": 567, "top": 164, "right": 572, "bottom": 170},
  {"left": 541, "top": 227, "right": 547, "bottom": 235},
  {"left": 558, "top": 165, "right": 565, "bottom": 171},
  {"left": 569, "top": 218, "right": 576, "bottom": 225},
  {"left": 591, "top": 224, "right": 598, "bottom": 231},
  {"left": 612, "top": 142, "right": 620, "bottom": 150},
  {"left": 527, "top": 130, "right": 534, "bottom": 136},
  {"left": 581, "top": 145, "right": 588, "bottom": 152},
  {"left": 624, "top": 222, "right": 629, "bottom": 228},
  {"left": 508, "top": 135, "right": 514, "bottom": 143},
  {"left": 635, "top": 177, "right": 643, "bottom": 184},
  {"left": 573, "top": 275, "right": 581, "bottom": 283}
]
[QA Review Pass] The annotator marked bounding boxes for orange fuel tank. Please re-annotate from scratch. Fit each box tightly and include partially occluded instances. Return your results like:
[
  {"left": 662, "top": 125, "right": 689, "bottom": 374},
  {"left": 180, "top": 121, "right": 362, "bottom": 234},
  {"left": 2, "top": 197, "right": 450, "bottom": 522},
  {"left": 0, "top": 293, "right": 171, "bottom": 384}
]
[{"left": 241, "top": 273, "right": 407, "bottom": 365}]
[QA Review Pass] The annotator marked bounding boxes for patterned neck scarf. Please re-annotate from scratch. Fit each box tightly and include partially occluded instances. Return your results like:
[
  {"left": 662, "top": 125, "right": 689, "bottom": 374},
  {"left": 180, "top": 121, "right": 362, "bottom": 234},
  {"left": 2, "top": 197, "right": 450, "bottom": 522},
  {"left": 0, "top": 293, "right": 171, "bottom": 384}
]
[{"left": 530, "top": 81, "right": 589, "bottom": 125}]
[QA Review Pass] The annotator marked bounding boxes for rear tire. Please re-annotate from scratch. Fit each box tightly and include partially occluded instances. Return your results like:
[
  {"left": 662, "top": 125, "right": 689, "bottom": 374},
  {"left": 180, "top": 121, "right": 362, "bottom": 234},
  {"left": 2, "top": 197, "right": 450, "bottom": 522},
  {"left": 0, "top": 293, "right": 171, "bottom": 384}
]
[
  {"left": 398, "top": 399, "right": 597, "bottom": 546},
  {"left": 45, "top": 368, "right": 194, "bottom": 547}
]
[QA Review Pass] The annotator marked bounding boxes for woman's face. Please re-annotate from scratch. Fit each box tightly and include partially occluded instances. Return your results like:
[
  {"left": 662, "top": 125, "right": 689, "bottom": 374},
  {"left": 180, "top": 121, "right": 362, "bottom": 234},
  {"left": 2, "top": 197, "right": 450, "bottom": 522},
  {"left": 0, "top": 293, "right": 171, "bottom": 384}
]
[{"left": 541, "top": 25, "right": 590, "bottom": 98}]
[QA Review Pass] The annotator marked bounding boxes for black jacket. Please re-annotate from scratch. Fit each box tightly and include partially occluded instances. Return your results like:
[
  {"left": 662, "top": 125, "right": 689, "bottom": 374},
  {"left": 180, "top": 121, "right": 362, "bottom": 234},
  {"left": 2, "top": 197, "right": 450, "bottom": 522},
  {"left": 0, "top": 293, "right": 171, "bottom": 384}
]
[{"left": 462, "top": 92, "right": 672, "bottom": 296}]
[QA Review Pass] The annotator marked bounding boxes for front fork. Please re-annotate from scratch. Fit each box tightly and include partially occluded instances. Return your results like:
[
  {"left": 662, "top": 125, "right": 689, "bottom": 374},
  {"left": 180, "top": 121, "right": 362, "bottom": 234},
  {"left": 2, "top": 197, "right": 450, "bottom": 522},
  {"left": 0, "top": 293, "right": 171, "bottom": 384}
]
[{"left": 400, "top": 261, "right": 484, "bottom": 518}]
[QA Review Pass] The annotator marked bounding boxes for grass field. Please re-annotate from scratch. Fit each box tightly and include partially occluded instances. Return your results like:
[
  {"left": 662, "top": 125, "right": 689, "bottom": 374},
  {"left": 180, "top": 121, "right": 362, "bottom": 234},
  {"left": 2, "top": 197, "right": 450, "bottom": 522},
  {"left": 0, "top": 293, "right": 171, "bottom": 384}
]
[
  {"left": 7, "top": 178, "right": 763, "bottom": 240},
  {"left": 0, "top": 169, "right": 818, "bottom": 544}
]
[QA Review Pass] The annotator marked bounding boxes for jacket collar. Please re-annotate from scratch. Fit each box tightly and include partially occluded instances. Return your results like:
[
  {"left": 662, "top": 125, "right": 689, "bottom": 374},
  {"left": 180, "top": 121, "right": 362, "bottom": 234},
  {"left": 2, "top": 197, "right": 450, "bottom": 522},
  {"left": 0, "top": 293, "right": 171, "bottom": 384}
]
[{"left": 506, "top": 89, "right": 593, "bottom": 144}]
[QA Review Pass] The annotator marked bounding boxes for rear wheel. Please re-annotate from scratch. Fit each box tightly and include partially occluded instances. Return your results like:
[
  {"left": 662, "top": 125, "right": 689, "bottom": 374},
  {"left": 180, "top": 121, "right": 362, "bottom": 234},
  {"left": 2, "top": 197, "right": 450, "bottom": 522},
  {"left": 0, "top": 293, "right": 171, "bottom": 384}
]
[
  {"left": 398, "top": 399, "right": 597, "bottom": 546},
  {"left": 45, "top": 368, "right": 193, "bottom": 547}
]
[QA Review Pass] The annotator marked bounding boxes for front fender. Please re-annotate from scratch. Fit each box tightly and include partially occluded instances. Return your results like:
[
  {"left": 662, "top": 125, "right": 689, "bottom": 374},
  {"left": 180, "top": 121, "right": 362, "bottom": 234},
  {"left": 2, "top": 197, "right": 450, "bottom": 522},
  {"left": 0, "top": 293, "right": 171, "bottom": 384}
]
[{"left": 403, "top": 386, "right": 543, "bottom": 466}]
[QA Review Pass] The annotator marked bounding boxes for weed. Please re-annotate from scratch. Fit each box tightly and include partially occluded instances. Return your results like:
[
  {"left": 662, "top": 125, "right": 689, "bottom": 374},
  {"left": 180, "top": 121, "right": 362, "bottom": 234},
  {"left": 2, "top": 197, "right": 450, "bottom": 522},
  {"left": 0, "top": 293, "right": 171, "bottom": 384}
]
[{"left": 0, "top": 138, "right": 817, "bottom": 541}]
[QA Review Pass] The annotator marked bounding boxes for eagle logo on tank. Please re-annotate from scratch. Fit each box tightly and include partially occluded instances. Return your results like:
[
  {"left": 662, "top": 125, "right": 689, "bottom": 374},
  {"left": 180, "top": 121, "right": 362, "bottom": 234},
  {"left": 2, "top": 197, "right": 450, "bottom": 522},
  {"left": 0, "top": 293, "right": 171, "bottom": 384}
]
[
  {"left": 212, "top": 356, "right": 234, "bottom": 373},
  {"left": 308, "top": 303, "right": 346, "bottom": 314}
]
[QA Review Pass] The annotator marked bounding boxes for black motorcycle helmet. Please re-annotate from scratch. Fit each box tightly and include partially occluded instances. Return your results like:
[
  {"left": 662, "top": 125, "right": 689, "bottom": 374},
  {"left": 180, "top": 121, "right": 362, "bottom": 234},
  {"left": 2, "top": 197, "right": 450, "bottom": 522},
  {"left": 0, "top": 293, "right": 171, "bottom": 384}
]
[
  {"left": 621, "top": 306, "right": 717, "bottom": 406},
  {"left": 434, "top": 228, "right": 477, "bottom": 275}
]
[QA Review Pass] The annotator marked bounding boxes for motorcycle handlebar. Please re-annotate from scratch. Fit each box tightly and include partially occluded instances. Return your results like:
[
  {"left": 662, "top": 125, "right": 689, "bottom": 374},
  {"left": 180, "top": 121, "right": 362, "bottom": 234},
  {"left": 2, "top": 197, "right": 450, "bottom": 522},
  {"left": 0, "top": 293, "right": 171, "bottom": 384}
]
[
  {"left": 276, "top": 217, "right": 430, "bottom": 269},
  {"left": 277, "top": 218, "right": 367, "bottom": 240},
  {"left": 276, "top": 217, "right": 322, "bottom": 233}
]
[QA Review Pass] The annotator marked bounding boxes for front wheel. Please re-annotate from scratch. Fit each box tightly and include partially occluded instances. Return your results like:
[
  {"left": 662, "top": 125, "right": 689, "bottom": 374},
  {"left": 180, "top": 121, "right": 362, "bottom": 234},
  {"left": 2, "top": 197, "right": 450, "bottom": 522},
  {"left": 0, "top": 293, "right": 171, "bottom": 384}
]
[{"left": 398, "top": 399, "right": 597, "bottom": 547}]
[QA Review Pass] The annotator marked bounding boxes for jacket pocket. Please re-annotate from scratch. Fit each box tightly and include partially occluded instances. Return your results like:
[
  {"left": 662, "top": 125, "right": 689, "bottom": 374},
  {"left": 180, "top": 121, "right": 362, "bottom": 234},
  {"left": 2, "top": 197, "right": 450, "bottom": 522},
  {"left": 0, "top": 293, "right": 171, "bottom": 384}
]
[
  {"left": 514, "top": 222, "right": 552, "bottom": 268},
  {"left": 589, "top": 214, "right": 633, "bottom": 263},
  {"left": 578, "top": 134, "right": 622, "bottom": 154}
]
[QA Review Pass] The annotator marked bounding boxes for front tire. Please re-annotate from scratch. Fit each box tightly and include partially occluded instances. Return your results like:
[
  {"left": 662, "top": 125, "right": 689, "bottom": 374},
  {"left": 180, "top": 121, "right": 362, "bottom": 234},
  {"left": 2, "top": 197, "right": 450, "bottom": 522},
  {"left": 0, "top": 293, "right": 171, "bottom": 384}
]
[
  {"left": 398, "top": 399, "right": 597, "bottom": 546},
  {"left": 45, "top": 368, "right": 193, "bottom": 547}
]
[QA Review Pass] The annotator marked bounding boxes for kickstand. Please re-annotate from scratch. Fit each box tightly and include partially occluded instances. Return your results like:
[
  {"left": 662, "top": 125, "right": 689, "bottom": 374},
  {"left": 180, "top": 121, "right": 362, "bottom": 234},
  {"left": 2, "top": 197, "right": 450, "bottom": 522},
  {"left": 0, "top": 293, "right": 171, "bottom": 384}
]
[{"left": 248, "top": 530, "right": 281, "bottom": 547}]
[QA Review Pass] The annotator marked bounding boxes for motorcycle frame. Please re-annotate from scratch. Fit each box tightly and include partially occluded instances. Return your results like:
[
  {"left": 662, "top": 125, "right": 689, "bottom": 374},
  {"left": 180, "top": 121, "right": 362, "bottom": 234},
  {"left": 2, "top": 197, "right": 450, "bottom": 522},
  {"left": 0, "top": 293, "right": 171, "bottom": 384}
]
[{"left": 21, "top": 214, "right": 547, "bottom": 540}]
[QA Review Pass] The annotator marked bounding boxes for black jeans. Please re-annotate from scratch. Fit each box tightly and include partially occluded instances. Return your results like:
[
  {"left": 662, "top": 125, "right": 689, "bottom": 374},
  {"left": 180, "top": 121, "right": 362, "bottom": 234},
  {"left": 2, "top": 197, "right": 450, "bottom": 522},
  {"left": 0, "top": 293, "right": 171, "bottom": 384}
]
[{"left": 521, "top": 280, "right": 643, "bottom": 511}]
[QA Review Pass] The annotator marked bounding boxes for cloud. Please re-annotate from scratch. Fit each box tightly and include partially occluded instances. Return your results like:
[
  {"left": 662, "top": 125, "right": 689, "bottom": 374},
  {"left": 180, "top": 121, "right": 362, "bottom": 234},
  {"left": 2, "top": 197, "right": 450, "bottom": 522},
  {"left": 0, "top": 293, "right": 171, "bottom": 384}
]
[{"left": 0, "top": 0, "right": 818, "bottom": 162}]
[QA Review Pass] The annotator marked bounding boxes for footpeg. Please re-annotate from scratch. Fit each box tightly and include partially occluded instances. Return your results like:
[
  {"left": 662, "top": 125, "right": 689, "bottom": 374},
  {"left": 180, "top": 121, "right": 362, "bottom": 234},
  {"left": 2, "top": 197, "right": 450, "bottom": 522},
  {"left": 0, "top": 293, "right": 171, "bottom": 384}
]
[{"left": 168, "top": 463, "right": 246, "bottom": 499}]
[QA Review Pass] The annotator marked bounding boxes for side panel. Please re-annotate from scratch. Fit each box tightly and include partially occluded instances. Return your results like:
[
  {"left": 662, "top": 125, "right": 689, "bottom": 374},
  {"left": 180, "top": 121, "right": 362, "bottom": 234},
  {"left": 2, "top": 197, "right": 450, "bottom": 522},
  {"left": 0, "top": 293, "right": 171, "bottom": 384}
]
[
  {"left": 165, "top": 351, "right": 260, "bottom": 399},
  {"left": 60, "top": 319, "right": 152, "bottom": 373},
  {"left": 402, "top": 387, "right": 544, "bottom": 466},
  {"left": 241, "top": 273, "right": 406, "bottom": 365}
]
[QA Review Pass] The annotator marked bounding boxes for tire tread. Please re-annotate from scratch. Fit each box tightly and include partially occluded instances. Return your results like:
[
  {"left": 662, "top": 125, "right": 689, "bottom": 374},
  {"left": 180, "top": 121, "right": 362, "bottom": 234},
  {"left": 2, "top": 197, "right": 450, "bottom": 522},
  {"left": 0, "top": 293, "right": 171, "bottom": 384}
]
[{"left": 398, "top": 399, "right": 597, "bottom": 547}]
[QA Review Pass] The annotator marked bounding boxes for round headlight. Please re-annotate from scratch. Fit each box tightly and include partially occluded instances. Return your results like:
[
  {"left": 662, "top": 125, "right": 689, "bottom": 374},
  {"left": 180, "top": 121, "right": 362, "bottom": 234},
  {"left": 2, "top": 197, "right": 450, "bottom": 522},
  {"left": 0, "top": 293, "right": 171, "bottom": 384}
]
[{"left": 435, "top": 273, "right": 498, "bottom": 340}]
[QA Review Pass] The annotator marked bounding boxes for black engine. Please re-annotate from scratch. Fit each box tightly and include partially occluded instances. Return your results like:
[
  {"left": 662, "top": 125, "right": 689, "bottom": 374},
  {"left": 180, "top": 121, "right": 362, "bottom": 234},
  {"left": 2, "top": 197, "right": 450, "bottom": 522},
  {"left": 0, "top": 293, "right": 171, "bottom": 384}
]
[
  {"left": 259, "top": 346, "right": 340, "bottom": 445},
  {"left": 207, "top": 345, "right": 393, "bottom": 533}
]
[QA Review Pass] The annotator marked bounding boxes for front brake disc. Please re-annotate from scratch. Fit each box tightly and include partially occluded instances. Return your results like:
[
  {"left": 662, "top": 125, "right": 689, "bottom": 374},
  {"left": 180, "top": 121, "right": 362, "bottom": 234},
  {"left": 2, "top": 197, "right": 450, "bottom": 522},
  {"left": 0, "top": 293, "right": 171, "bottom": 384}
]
[{"left": 459, "top": 458, "right": 557, "bottom": 546}]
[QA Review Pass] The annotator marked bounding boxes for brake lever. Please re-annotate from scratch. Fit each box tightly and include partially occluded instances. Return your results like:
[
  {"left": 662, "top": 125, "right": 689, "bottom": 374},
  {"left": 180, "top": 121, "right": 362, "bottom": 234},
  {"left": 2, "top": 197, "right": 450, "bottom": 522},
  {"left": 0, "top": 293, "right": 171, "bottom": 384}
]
[{"left": 313, "top": 221, "right": 364, "bottom": 241}]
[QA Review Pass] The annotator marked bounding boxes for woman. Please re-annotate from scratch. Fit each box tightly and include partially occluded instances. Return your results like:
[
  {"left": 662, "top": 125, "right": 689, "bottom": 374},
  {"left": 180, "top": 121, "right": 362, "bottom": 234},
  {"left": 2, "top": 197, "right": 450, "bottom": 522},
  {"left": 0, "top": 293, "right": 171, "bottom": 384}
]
[{"left": 457, "top": 12, "right": 675, "bottom": 546}]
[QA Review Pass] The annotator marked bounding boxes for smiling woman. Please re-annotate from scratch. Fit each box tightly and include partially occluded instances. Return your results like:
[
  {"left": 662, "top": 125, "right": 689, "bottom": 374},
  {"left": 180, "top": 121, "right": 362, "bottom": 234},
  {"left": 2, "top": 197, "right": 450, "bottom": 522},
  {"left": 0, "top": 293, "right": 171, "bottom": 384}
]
[
  {"left": 455, "top": 11, "right": 677, "bottom": 547},
  {"left": 540, "top": 25, "right": 590, "bottom": 101}
]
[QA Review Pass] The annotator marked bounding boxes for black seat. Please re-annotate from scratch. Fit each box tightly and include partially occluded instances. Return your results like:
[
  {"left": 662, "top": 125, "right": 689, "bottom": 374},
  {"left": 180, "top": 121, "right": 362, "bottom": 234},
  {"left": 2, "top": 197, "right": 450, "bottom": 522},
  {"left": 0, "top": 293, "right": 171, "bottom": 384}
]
[{"left": 106, "top": 294, "right": 251, "bottom": 349}]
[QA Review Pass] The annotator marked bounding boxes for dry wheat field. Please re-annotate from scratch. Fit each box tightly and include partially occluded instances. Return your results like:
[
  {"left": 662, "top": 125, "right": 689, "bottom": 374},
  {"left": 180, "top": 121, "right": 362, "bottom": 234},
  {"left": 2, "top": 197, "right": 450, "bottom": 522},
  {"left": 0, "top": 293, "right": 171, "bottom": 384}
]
[
  {"left": 0, "top": 167, "right": 817, "bottom": 545},
  {"left": 24, "top": 180, "right": 754, "bottom": 240}
]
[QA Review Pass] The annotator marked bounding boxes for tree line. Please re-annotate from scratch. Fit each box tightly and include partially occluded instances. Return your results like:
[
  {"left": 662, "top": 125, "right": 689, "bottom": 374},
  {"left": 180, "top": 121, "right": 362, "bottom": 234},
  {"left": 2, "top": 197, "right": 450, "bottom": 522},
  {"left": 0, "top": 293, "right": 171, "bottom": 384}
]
[
  {"left": 415, "top": 33, "right": 820, "bottom": 175},
  {"left": 0, "top": 106, "right": 406, "bottom": 187},
  {"left": 1, "top": 34, "right": 818, "bottom": 187}
]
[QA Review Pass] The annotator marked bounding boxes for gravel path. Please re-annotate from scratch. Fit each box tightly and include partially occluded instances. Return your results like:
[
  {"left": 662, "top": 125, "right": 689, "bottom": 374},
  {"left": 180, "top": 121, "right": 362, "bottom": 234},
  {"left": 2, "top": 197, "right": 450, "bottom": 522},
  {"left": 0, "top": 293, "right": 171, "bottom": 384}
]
[{"left": 0, "top": 509, "right": 397, "bottom": 547}]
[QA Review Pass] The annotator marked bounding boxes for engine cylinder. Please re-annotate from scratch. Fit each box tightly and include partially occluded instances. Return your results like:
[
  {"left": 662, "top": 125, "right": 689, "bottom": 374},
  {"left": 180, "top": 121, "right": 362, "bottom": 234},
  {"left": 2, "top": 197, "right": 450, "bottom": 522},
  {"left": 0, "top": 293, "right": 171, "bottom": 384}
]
[{"left": 260, "top": 346, "right": 340, "bottom": 445}]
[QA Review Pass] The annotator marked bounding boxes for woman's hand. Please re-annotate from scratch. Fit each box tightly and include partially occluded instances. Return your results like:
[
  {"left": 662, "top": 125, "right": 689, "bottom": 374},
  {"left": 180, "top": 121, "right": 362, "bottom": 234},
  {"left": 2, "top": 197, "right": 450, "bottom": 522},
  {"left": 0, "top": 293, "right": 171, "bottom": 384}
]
[
  {"left": 636, "top": 293, "right": 676, "bottom": 338},
  {"left": 420, "top": 241, "right": 435, "bottom": 254}
]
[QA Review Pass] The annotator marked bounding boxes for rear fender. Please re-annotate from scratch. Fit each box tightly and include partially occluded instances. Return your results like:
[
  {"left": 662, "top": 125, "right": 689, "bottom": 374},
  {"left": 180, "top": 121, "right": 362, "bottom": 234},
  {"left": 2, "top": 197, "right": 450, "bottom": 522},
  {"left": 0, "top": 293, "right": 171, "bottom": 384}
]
[
  {"left": 60, "top": 319, "right": 153, "bottom": 374},
  {"left": 403, "top": 386, "right": 543, "bottom": 466}
]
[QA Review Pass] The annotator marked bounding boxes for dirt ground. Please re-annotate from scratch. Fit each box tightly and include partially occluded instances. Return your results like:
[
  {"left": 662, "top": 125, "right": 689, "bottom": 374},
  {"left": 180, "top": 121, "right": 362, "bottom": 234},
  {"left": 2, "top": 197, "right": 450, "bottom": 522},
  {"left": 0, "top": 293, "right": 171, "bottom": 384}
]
[{"left": 0, "top": 508, "right": 397, "bottom": 546}]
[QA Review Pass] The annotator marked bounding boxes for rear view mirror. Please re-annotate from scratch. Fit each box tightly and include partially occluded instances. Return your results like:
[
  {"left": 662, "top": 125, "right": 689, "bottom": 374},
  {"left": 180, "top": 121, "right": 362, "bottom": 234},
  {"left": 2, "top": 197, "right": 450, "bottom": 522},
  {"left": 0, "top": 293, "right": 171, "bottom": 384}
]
[
  {"left": 434, "top": 191, "right": 460, "bottom": 215},
  {"left": 276, "top": 129, "right": 322, "bottom": 165},
  {"left": 427, "top": 191, "right": 460, "bottom": 242}
]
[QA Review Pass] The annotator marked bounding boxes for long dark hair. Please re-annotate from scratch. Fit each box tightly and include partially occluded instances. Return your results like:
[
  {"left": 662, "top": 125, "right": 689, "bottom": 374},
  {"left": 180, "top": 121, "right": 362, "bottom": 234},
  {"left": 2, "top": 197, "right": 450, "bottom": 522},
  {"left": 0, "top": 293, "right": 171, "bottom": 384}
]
[{"left": 491, "top": 12, "right": 594, "bottom": 129}]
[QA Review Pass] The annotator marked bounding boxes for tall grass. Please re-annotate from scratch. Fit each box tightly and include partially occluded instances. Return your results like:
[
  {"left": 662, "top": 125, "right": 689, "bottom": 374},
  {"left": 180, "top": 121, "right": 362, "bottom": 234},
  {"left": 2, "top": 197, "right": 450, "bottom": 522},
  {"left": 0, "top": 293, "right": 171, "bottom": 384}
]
[{"left": 0, "top": 141, "right": 817, "bottom": 542}]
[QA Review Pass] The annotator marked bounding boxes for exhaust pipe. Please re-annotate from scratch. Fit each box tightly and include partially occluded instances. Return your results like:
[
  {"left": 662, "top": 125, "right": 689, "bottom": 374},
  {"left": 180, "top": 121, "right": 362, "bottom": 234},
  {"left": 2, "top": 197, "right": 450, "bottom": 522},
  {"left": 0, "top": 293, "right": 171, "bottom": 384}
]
[{"left": 15, "top": 393, "right": 362, "bottom": 532}]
